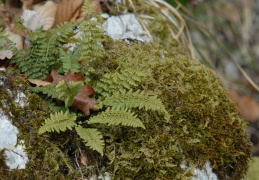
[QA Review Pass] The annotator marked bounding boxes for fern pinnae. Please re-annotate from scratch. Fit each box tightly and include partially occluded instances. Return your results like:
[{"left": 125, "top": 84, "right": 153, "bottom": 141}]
[
  {"left": 56, "top": 80, "right": 84, "bottom": 107},
  {"left": 75, "top": 126, "right": 104, "bottom": 156},
  {"left": 100, "top": 89, "right": 168, "bottom": 113},
  {"left": 88, "top": 107, "right": 145, "bottom": 129},
  {"left": 38, "top": 110, "right": 77, "bottom": 134}
]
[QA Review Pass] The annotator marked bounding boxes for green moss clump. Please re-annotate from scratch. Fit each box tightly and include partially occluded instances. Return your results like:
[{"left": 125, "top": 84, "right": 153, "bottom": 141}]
[
  {"left": 0, "top": 71, "right": 82, "bottom": 179},
  {"left": 92, "top": 40, "right": 252, "bottom": 180}
]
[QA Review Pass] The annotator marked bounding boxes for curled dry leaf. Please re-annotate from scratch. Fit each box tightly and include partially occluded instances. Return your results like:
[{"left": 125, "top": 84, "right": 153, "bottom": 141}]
[
  {"left": 70, "top": 0, "right": 102, "bottom": 22},
  {"left": 27, "top": 79, "right": 51, "bottom": 87},
  {"left": 228, "top": 88, "right": 259, "bottom": 122},
  {"left": 72, "top": 84, "right": 98, "bottom": 116},
  {"left": 20, "top": 0, "right": 46, "bottom": 9},
  {"left": 55, "top": 0, "right": 101, "bottom": 25},
  {"left": 32, "top": 1, "right": 58, "bottom": 30},
  {"left": 0, "top": 50, "right": 13, "bottom": 60},
  {"left": 5, "top": 28, "right": 23, "bottom": 50},
  {"left": 55, "top": 0, "right": 85, "bottom": 25},
  {"left": 45, "top": 69, "right": 98, "bottom": 116},
  {"left": 45, "top": 69, "right": 84, "bottom": 84}
]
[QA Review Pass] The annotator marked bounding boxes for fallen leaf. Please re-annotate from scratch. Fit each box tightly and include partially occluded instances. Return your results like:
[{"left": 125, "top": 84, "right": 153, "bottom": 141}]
[
  {"left": 70, "top": 0, "right": 102, "bottom": 22},
  {"left": 72, "top": 84, "right": 98, "bottom": 116},
  {"left": 21, "top": 0, "right": 34, "bottom": 9},
  {"left": 5, "top": 28, "right": 24, "bottom": 50},
  {"left": 0, "top": 50, "right": 13, "bottom": 60},
  {"left": 28, "top": 79, "right": 52, "bottom": 87},
  {"left": 79, "top": 150, "right": 88, "bottom": 165},
  {"left": 55, "top": 0, "right": 101, "bottom": 25},
  {"left": 44, "top": 69, "right": 84, "bottom": 84},
  {"left": 228, "top": 87, "right": 259, "bottom": 122},
  {"left": 55, "top": 0, "right": 85, "bottom": 25},
  {"left": 33, "top": 1, "right": 58, "bottom": 30},
  {"left": 45, "top": 69, "right": 98, "bottom": 116}
]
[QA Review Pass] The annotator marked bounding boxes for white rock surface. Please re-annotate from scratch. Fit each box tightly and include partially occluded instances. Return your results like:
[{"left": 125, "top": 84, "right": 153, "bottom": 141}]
[
  {"left": 0, "top": 109, "right": 29, "bottom": 169},
  {"left": 21, "top": 10, "right": 45, "bottom": 31},
  {"left": 181, "top": 161, "right": 218, "bottom": 180},
  {"left": 102, "top": 14, "right": 151, "bottom": 42}
]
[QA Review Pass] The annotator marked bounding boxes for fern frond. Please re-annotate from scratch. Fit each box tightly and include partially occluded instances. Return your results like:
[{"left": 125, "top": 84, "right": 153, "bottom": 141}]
[
  {"left": 101, "top": 89, "right": 168, "bottom": 114},
  {"left": 56, "top": 80, "right": 84, "bottom": 107},
  {"left": 88, "top": 107, "right": 145, "bottom": 129},
  {"left": 82, "top": 0, "right": 96, "bottom": 15},
  {"left": 0, "top": 27, "right": 7, "bottom": 50},
  {"left": 95, "top": 69, "right": 146, "bottom": 97},
  {"left": 30, "top": 84, "right": 58, "bottom": 98},
  {"left": 49, "top": 21, "right": 76, "bottom": 48},
  {"left": 75, "top": 126, "right": 104, "bottom": 156},
  {"left": 59, "top": 48, "right": 81, "bottom": 74},
  {"left": 38, "top": 110, "right": 77, "bottom": 134},
  {"left": 10, "top": 28, "right": 56, "bottom": 79}
]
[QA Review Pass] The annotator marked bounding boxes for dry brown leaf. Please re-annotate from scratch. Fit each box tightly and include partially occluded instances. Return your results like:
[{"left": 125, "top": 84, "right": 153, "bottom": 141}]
[
  {"left": 228, "top": 88, "right": 259, "bottom": 122},
  {"left": 28, "top": 79, "right": 52, "bottom": 87},
  {"left": 55, "top": 0, "right": 101, "bottom": 25},
  {"left": 44, "top": 69, "right": 98, "bottom": 116},
  {"left": 33, "top": 1, "right": 58, "bottom": 30},
  {"left": 55, "top": 0, "right": 85, "bottom": 25},
  {"left": 19, "top": 0, "right": 46, "bottom": 9},
  {"left": 72, "top": 84, "right": 98, "bottom": 116},
  {"left": 44, "top": 69, "right": 84, "bottom": 84},
  {"left": 5, "top": 28, "right": 24, "bottom": 50},
  {"left": 0, "top": 50, "right": 13, "bottom": 60}
]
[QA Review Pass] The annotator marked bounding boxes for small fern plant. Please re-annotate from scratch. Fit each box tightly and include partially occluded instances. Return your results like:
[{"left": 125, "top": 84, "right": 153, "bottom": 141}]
[
  {"left": 36, "top": 68, "right": 169, "bottom": 156},
  {"left": 79, "top": 0, "right": 104, "bottom": 82},
  {"left": 33, "top": 0, "right": 169, "bottom": 157}
]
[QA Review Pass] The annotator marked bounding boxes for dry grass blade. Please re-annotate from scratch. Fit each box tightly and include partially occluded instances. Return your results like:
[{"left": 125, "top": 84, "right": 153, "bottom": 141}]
[
  {"left": 144, "top": 0, "right": 195, "bottom": 58},
  {"left": 198, "top": 25, "right": 259, "bottom": 92},
  {"left": 128, "top": 0, "right": 153, "bottom": 41}
]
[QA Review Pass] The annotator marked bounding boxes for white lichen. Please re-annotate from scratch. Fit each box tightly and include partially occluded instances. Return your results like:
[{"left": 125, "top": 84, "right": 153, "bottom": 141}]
[
  {"left": 0, "top": 109, "right": 29, "bottom": 169},
  {"left": 181, "top": 161, "right": 218, "bottom": 180},
  {"left": 102, "top": 14, "right": 151, "bottom": 42},
  {"left": 21, "top": 10, "right": 45, "bottom": 31}
]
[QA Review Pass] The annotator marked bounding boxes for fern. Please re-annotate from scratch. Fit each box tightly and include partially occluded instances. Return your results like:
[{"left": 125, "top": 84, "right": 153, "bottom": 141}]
[
  {"left": 49, "top": 21, "right": 76, "bottom": 50},
  {"left": 0, "top": 27, "right": 6, "bottom": 50},
  {"left": 59, "top": 47, "right": 81, "bottom": 74},
  {"left": 95, "top": 69, "right": 146, "bottom": 97},
  {"left": 38, "top": 110, "right": 77, "bottom": 134},
  {"left": 31, "top": 81, "right": 83, "bottom": 108},
  {"left": 80, "top": 0, "right": 104, "bottom": 81},
  {"left": 10, "top": 28, "right": 56, "bottom": 79},
  {"left": 100, "top": 88, "right": 168, "bottom": 113},
  {"left": 75, "top": 126, "right": 104, "bottom": 156},
  {"left": 88, "top": 107, "right": 145, "bottom": 129},
  {"left": 31, "top": 83, "right": 58, "bottom": 97},
  {"left": 55, "top": 80, "right": 84, "bottom": 107},
  {"left": 82, "top": 0, "right": 96, "bottom": 16}
]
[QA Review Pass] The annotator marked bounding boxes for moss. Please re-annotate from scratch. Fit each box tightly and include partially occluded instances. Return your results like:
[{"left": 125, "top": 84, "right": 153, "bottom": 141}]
[
  {"left": 92, "top": 40, "right": 252, "bottom": 179},
  {"left": 0, "top": 71, "right": 82, "bottom": 179}
]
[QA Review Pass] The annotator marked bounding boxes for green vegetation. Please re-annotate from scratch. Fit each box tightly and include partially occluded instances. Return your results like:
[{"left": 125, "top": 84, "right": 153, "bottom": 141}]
[{"left": 0, "top": 0, "right": 252, "bottom": 179}]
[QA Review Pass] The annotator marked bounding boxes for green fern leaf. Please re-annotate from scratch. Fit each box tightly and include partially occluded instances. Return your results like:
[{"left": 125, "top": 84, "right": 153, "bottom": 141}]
[
  {"left": 75, "top": 126, "right": 104, "bottom": 156},
  {"left": 56, "top": 80, "right": 84, "bottom": 107},
  {"left": 88, "top": 107, "right": 145, "bottom": 129},
  {"left": 82, "top": 0, "right": 96, "bottom": 15},
  {"left": 31, "top": 84, "right": 58, "bottom": 98},
  {"left": 38, "top": 110, "right": 77, "bottom": 134},
  {"left": 95, "top": 69, "right": 146, "bottom": 97},
  {"left": 101, "top": 89, "right": 168, "bottom": 114},
  {"left": 59, "top": 48, "right": 81, "bottom": 73}
]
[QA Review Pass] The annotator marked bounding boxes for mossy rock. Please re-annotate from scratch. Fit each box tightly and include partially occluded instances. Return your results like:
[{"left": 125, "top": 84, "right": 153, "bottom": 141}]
[
  {"left": 0, "top": 71, "right": 82, "bottom": 179},
  {"left": 91, "top": 40, "right": 252, "bottom": 180},
  {"left": 0, "top": 41, "right": 251, "bottom": 180}
]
